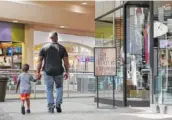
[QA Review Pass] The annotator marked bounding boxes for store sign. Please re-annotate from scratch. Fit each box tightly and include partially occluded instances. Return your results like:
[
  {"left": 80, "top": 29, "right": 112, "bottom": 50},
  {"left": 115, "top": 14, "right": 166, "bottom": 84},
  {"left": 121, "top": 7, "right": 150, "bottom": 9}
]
[
  {"left": 160, "top": 40, "right": 172, "bottom": 48},
  {"left": 154, "top": 21, "right": 168, "bottom": 38},
  {"left": 94, "top": 47, "right": 116, "bottom": 76},
  {"left": 87, "top": 56, "right": 94, "bottom": 62},
  {"left": 78, "top": 56, "right": 94, "bottom": 62}
]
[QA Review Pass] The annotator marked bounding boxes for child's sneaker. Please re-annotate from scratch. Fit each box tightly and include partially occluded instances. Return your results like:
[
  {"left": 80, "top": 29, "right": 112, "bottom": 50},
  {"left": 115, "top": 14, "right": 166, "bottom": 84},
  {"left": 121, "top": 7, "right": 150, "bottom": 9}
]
[
  {"left": 27, "top": 109, "right": 31, "bottom": 114},
  {"left": 21, "top": 106, "right": 25, "bottom": 115}
]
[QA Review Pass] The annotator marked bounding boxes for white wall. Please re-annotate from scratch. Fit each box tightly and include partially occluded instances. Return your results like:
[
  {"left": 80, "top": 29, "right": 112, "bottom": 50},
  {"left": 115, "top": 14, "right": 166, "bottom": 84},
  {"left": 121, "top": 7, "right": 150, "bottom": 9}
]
[{"left": 34, "top": 31, "right": 95, "bottom": 48}]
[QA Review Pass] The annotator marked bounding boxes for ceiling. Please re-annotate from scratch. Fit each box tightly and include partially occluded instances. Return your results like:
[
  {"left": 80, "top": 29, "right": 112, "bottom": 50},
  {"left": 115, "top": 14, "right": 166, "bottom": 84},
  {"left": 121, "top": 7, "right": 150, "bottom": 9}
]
[
  {"left": 31, "top": 1, "right": 95, "bottom": 14},
  {"left": 33, "top": 1, "right": 95, "bottom": 8},
  {"left": 0, "top": 1, "right": 95, "bottom": 36}
]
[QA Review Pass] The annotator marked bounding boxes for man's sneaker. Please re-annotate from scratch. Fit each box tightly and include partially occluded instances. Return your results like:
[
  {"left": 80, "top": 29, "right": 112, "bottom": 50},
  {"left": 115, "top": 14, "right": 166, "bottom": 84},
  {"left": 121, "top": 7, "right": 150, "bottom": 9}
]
[
  {"left": 21, "top": 106, "right": 25, "bottom": 115},
  {"left": 48, "top": 103, "right": 54, "bottom": 113},
  {"left": 56, "top": 104, "right": 62, "bottom": 113},
  {"left": 27, "top": 109, "right": 31, "bottom": 114}
]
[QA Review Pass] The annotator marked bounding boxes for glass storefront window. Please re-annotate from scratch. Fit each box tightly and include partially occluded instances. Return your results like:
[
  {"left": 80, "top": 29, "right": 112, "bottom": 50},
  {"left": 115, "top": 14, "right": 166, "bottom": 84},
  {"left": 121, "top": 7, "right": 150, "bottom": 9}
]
[
  {"left": 34, "top": 42, "right": 94, "bottom": 73},
  {"left": 95, "top": 1, "right": 115, "bottom": 19},
  {"left": 154, "top": 1, "right": 172, "bottom": 104},
  {"left": 95, "top": 4, "right": 124, "bottom": 105},
  {"left": 95, "top": 12, "right": 114, "bottom": 100},
  {"left": 126, "top": 6, "right": 150, "bottom": 102}
]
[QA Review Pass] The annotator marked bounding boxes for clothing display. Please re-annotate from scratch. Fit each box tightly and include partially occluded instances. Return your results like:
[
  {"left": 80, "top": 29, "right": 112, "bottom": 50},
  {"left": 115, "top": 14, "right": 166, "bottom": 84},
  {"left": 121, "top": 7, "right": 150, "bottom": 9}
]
[{"left": 131, "top": 55, "right": 137, "bottom": 86}]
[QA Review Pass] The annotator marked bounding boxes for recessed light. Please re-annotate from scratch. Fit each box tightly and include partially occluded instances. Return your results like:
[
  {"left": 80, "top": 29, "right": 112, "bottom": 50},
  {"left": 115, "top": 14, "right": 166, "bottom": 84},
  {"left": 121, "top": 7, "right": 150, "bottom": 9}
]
[
  {"left": 13, "top": 20, "right": 18, "bottom": 23},
  {"left": 82, "top": 2, "right": 87, "bottom": 5},
  {"left": 60, "top": 26, "right": 65, "bottom": 28}
]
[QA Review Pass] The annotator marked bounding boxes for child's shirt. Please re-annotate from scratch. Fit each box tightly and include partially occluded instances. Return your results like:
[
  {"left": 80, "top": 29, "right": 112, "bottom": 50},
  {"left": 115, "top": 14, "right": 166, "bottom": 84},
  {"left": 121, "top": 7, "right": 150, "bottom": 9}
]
[{"left": 17, "top": 72, "right": 36, "bottom": 94}]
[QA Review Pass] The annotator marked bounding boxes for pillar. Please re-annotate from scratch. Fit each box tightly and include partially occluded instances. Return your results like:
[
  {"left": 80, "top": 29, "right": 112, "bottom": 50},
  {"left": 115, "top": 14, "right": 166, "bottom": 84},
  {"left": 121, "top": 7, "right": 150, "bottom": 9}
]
[{"left": 22, "top": 25, "right": 34, "bottom": 69}]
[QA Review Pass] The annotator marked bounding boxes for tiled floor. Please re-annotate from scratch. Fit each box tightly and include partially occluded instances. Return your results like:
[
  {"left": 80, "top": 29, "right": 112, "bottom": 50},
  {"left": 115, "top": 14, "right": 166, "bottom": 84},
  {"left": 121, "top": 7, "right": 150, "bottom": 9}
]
[{"left": 0, "top": 98, "right": 172, "bottom": 120}]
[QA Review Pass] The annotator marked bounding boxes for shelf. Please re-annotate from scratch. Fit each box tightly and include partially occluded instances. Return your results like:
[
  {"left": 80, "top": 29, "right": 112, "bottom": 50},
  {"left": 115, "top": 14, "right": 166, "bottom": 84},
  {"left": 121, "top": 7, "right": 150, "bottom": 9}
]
[
  {"left": 13, "top": 53, "right": 22, "bottom": 55},
  {"left": 13, "top": 63, "right": 21, "bottom": 64}
]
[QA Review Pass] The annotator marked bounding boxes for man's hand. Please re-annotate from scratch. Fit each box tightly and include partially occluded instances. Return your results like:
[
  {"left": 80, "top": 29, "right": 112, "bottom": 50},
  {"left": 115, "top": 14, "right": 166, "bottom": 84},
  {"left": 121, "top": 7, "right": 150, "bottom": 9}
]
[
  {"left": 36, "top": 72, "right": 41, "bottom": 80},
  {"left": 64, "top": 72, "right": 70, "bottom": 80},
  {"left": 36, "top": 56, "right": 43, "bottom": 80}
]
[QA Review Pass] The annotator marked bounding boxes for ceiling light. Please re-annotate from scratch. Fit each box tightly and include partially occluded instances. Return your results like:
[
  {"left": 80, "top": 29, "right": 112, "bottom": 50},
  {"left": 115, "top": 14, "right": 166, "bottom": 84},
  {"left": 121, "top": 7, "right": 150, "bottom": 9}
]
[
  {"left": 12, "top": 20, "right": 18, "bottom": 23},
  {"left": 60, "top": 26, "right": 65, "bottom": 28},
  {"left": 82, "top": 2, "right": 87, "bottom": 5}
]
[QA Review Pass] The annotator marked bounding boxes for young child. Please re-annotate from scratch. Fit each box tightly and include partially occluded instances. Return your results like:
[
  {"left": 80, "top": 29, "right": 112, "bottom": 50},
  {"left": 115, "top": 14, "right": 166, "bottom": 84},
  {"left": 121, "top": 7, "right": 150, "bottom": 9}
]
[{"left": 16, "top": 64, "right": 40, "bottom": 115}]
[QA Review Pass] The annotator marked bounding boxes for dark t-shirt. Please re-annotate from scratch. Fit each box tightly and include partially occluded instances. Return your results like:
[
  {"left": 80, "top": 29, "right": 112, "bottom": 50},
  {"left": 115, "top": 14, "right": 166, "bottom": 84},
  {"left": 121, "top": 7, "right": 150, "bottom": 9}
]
[{"left": 39, "top": 42, "right": 68, "bottom": 73}]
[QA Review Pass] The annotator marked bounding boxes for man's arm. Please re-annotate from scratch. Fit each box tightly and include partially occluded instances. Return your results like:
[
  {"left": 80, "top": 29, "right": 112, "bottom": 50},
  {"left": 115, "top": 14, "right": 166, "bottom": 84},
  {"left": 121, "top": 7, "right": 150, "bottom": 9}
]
[
  {"left": 36, "top": 56, "right": 44, "bottom": 74},
  {"left": 36, "top": 47, "right": 45, "bottom": 77},
  {"left": 63, "top": 57, "right": 69, "bottom": 73},
  {"left": 63, "top": 47, "right": 69, "bottom": 80}
]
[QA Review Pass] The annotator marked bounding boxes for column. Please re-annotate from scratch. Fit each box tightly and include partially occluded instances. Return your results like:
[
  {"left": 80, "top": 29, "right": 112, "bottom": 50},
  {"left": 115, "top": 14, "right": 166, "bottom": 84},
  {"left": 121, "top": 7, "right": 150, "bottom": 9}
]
[{"left": 22, "top": 25, "right": 34, "bottom": 69}]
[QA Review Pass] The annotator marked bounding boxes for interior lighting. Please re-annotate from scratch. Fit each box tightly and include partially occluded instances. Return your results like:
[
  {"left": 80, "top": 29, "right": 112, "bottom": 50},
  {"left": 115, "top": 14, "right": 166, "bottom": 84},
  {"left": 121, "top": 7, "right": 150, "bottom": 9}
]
[
  {"left": 82, "top": 2, "right": 87, "bottom": 5},
  {"left": 12, "top": 20, "right": 18, "bottom": 23},
  {"left": 60, "top": 26, "right": 65, "bottom": 28}
]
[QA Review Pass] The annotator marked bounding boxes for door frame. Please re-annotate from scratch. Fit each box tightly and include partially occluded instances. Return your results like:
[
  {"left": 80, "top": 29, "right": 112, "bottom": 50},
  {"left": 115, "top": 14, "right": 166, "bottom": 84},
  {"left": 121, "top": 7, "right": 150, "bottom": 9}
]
[{"left": 123, "top": 1, "right": 154, "bottom": 107}]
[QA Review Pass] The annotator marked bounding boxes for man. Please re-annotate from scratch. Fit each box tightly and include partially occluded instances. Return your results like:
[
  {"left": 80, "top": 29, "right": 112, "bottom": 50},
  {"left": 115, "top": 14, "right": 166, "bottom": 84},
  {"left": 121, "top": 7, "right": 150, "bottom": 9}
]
[{"left": 36, "top": 32, "right": 69, "bottom": 113}]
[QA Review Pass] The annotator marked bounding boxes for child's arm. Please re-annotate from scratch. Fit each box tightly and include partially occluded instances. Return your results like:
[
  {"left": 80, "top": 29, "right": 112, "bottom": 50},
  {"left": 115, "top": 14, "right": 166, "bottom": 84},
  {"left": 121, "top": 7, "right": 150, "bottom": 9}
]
[
  {"left": 16, "top": 80, "right": 20, "bottom": 93},
  {"left": 16, "top": 75, "right": 21, "bottom": 93},
  {"left": 30, "top": 75, "right": 40, "bottom": 82}
]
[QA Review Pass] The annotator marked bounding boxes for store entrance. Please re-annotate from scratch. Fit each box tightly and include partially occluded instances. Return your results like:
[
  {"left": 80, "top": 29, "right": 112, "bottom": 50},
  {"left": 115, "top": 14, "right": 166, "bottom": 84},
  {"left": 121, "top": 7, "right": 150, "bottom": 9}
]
[{"left": 124, "top": 1, "right": 151, "bottom": 107}]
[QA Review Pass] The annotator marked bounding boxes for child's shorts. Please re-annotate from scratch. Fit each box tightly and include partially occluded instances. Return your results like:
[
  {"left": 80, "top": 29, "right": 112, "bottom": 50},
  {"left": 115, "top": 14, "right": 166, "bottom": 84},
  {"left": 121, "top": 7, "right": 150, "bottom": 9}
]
[{"left": 20, "top": 94, "right": 30, "bottom": 100}]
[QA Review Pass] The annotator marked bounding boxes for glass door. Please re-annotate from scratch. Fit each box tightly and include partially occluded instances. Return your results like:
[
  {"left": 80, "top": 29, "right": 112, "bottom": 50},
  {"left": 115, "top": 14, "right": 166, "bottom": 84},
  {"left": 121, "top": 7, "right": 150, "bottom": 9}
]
[{"left": 124, "top": 1, "right": 151, "bottom": 106}]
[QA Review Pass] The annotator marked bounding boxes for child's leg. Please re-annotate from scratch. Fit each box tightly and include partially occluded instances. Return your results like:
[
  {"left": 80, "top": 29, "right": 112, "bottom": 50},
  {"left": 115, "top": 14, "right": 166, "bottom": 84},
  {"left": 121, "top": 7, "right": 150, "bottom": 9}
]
[
  {"left": 21, "top": 94, "right": 25, "bottom": 106},
  {"left": 21, "top": 99, "right": 26, "bottom": 115},
  {"left": 26, "top": 98, "right": 30, "bottom": 110},
  {"left": 21, "top": 100, "right": 25, "bottom": 106}
]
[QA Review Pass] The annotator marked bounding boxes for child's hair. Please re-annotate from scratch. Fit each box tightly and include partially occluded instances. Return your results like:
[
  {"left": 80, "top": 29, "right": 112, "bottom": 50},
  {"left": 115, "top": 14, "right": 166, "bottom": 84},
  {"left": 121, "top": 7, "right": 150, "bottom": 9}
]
[
  {"left": 161, "top": 54, "right": 165, "bottom": 58},
  {"left": 22, "top": 64, "right": 30, "bottom": 72}
]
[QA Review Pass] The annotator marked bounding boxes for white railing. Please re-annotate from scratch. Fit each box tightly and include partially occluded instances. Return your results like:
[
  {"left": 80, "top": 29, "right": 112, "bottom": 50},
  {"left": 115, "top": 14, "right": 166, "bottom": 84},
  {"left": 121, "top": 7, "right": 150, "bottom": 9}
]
[{"left": 0, "top": 70, "right": 95, "bottom": 99}]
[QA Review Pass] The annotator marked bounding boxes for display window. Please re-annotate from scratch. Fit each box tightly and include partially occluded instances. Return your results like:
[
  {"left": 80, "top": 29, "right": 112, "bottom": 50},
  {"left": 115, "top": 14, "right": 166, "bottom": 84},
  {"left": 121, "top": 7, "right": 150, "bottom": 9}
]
[
  {"left": 0, "top": 42, "right": 22, "bottom": 69},
  {"left": 33, "top": 42, "right": 94, "bottom": 72},
  {"left": 154, "top": 1, "right": 172, "bottom": 105}
]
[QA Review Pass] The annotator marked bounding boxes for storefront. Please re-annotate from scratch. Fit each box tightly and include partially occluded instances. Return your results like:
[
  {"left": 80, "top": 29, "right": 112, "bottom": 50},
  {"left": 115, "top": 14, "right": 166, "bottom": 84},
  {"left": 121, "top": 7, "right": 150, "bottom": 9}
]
[
  {"left": 34, "top": 42, "right": 94, "bottom": 72},
  {"left": 0, "top": 22, "right": 24, "bottom": 69},
  {"left": 33, "top": 31, "right": 94, "bottom": 73},
  {"left": 95, "top": 1, "right": 172, "bottom": 111}
]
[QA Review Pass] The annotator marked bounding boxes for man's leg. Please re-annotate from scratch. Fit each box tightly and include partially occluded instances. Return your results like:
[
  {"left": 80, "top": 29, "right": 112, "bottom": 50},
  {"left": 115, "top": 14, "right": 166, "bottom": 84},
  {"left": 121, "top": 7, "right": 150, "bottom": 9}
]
[
  {"left": 44, "top": 72, "right": 54, "bottom": 109},
  {"left": 54, "top": 75, "right": 63, "bottom": 112}
]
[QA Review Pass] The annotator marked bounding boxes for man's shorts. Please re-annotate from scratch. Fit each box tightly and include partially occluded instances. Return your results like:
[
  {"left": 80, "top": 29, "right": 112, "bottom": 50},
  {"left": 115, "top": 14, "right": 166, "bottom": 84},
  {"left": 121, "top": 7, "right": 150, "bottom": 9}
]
[{"left": 20, "top": 94, "right": 30, "bottom": 100}]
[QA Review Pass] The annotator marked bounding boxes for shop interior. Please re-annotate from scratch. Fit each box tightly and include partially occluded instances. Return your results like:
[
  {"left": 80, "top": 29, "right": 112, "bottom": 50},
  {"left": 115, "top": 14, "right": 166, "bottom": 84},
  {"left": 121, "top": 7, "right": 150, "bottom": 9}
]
[
  {"left": 34, "top": 42, "right": 94, "bottom": 73},
  {"left": 0, "top": 42, "right": 22, "bottom": 69}
]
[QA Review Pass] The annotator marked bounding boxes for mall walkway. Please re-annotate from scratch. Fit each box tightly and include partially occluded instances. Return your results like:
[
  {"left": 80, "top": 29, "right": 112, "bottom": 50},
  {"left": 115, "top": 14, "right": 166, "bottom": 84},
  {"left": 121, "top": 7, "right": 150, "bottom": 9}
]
[{"left": 0, "top": 98, "right": 172, "bottom": 120}]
